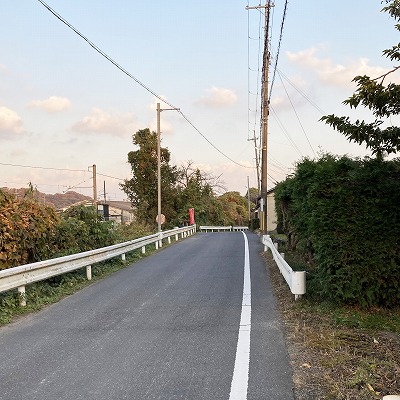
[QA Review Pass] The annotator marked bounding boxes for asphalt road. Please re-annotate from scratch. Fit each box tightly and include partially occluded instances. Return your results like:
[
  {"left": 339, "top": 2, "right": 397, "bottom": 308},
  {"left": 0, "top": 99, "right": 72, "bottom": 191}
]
[{"left": 0, "top": 232, "right": 294, "bottom": 400}]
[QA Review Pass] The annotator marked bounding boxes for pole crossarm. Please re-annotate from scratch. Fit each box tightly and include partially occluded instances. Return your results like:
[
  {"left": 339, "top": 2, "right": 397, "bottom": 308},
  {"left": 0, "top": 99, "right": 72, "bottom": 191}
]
[
  {"left": 160, "top": 108, "right": 180, "bottom": 112},
  {"left": 245, "top": 2, "right": 274, "bottom": 10}
]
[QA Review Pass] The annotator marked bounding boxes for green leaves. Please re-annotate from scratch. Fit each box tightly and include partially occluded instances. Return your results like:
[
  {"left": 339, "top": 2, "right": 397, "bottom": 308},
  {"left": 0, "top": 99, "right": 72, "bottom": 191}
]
[
  {"left": 274, "top": 155, "right": 400, "bottom": 308},
  {"left": 0, "top": 190, "right": 60, "bottom": 269},
  {"left": 321, "top": 3, "right": 400, "bottom": 159},
  {"left": 121, "top": 128, "right": 179, "bottom": 227},
  {"left": 320, "top": 115, "right": 400, "bottom": 159}
]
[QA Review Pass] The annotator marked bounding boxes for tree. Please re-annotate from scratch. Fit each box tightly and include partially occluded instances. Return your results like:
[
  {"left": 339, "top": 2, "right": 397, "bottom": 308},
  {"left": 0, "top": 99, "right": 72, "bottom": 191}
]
[
  {"left": 0, "top": 187, "right": 60, "bottom": 269},
  {"left": 121, "top": 128, "right": 179, "bottom": 226},
  {"left": 321, "top": 1, "right": 400, "bottom": 159},
  {"left": 58, "top": 205, "right": 116, "bottom": 253},
  {"left": 245, "top": 187, "right": 259, "bottom": 206},
  {"left": 217, "top": 191, "right": 249, "bottom": 226},
  {"left": 174, "top": 160, "right": 231, "bottom": 226}
]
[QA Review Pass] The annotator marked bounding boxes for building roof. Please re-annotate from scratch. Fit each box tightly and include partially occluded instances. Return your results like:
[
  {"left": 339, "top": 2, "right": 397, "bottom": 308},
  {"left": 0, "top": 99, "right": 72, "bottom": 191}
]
[{"left": 98, "top": 200, "right": 135, "bottom": 212}]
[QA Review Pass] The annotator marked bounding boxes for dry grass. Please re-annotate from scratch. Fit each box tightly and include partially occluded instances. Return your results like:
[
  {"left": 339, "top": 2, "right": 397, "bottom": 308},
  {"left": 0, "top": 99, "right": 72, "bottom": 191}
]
[{"left": 264, "top": 251, "right": 400, "bottom": 400}]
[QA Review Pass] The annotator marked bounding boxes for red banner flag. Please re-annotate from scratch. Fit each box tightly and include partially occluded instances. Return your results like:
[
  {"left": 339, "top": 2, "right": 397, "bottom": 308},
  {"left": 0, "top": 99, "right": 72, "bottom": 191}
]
[{"left": 188, "top": 208, "right": 195, "bottom": 225}]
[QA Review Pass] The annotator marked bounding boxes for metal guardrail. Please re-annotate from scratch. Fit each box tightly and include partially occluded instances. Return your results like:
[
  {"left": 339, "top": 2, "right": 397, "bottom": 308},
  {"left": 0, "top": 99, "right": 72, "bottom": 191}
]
[
  {"left": 199, "top": 226, "right": 249, "bottom": 232},
  {"left": 0, "top": 225, "right": 196, "bottom": 306},
  {"left": 262, "top": 234, "right": 306, "bottom": 300}
]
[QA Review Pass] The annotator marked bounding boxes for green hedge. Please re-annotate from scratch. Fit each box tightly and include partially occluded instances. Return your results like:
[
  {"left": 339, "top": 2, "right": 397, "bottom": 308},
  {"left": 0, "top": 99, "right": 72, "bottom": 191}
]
[{"left": 275, "top": 155, "right": 400, "bottom": 307}]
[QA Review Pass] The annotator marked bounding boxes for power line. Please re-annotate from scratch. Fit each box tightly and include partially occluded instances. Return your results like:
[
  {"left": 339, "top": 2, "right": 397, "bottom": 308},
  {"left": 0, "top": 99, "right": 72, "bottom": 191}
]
[
  {"left": 269, "top": 0, "right": 289, "bottom": 101},
  {"left": 63, "top": 177, "right": 93, "bottom": 193},
  {"left": 278, "top": 68, "right": 326, "bottom": 115},
  {"left": 1, "top": 180, "right": 69, "bottom": 189},
  {"left": 1, "top": 162, "right": 127, "bottom": 186},
  {"left": 0, "top": 162, "right": 86, "bottom": 172},
  {"left": 270, "top": 106, "right": 303, "bottom": 157},
  {"left": 37, "top": 0, "right": 253, "bottom": 170},
  {"left": 96, "top": 173, "right": 125, "bottom": 181},
  {"left": 278, "top": 71, "right": 316, "bottom": 157},
  {"left": 177, "top": 112, "right": 253, "bottom": 169}
]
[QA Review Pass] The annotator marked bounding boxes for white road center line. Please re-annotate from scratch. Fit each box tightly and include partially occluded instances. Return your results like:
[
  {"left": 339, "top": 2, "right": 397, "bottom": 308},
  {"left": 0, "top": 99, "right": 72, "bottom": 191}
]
[{"left": 229, "top": 232, "right": 251, "bottom": 400}]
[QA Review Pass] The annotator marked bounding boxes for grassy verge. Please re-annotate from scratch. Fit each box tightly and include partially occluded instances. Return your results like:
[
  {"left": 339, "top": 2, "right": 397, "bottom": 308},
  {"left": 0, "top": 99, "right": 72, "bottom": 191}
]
[
  {"left": 0, "top": 244, "right": 159, "bottom": 326},
  {"left": 264, "top": 250, "right": 400, "bottom": 399}
]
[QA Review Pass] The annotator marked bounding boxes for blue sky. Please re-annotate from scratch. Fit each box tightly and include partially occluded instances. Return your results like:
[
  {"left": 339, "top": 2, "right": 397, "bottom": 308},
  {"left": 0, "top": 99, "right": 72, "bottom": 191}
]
[{"left": 0, "top": 1, "right": 397, "bottom": 201}]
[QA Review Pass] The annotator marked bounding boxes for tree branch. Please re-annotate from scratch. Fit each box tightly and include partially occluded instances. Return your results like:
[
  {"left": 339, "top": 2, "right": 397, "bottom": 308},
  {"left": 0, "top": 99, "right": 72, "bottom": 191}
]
[{"left": 373, "top": 65, "right": 400, "bottom": 84}]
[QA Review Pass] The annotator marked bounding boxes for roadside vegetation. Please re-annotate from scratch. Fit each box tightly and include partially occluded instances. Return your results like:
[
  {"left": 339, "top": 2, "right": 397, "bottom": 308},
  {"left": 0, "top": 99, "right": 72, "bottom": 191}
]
[
  {"left": 266, "top": 250, "right": 400, "bottom": 399},
  {"left": 0, "top": 162, "right": 254, "bottom": 325},
  {"left": 1, "top": 3, "right": 399, "bottom": 396},
  {"left": 267, "top": 2, "right": 400, "bottom": 397}
]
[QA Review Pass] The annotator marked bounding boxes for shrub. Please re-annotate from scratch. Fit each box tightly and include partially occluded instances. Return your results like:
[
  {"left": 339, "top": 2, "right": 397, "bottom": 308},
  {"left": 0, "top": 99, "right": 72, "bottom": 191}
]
[
  {"left": 0, "top": 189, "right": 60, "bottom": 269},
  {"left": 275, "top": 155, "right": 400, "bottom": 307}
]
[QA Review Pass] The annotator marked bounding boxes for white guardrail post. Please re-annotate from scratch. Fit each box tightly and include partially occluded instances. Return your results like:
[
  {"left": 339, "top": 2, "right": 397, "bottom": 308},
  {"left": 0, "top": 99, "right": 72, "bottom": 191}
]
[
  {"left": 0, "top": 225, "right": 196, "bottom": 306},
  {"left": 262, "top": 235, "right": 306, "bottom": 300}
]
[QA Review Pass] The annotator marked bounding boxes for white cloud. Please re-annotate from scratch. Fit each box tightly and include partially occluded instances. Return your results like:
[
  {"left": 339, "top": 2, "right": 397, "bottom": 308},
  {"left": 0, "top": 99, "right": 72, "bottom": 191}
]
[
  {"left": 148, "top": 96, "right": 173, "bottom": 111},
  {"left": 149, "top": 117, "right": 174, "bottom": 135},
  {"left": 72, "top": 108, "right": 138, "bottom": 137},
  {"left": 197, "top": 87, "right": 238, "bottom": 108},
  {"left": 28, "top": 96, "right": 71, "bottom": 113},
  {"left": 286, "top": 47, "right": 392, "bottom": 88},
  {"left": 270, "top": 96, "right": 287, "bottom": 109},
  {"left": 0, "top": 106, "right": 24, "bottom": 138},
  {"left": 270, "top": 81, "right": 312, "bottom": 112}
]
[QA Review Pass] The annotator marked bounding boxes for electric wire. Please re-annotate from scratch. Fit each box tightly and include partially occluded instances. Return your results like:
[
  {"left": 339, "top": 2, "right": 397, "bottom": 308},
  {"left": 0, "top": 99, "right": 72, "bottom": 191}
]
[
  {"left": 247, "top": 2, "right": 264, "bottom": 186},
  {"left": 278, "top": 68, "right": 326, "bottom": 115},
  {"left": 96, "top": 173, "right": 125, "bottom": 181},
  {"left": 247, "top": 0, "right": 250, "bottom": 141},
  {"left": 63, "top": 177, "right": 93, "bottom": 193},
  {"left": 0, "top": 162, "right": 86, "bottom": 172},
  {"left": 269, "top": 0, "right": 288, "bottom": 101},
  {"left": 278, "top": 71, "right": 316, "bottom": 157},
  {"left": 37, "top": 0, "right": 253, "bottom": 170},
  {"left": 253, "top": 11, "right": 263, "bottom": 139},
  {"left": 1, "top": 180, "right": 69, "bottom": 189},
  {"left": 270, "top": 106, "right": 303, "bottom": 157},
  {"left": 1, "top": 163, "right": 127, "bottom": 190}
]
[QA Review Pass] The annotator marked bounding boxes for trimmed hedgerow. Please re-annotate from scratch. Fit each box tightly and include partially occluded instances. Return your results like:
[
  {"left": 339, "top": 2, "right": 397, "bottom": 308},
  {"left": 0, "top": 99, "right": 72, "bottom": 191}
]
[{"left": 275, "top": 154, "right": 400, "bottom": 308}]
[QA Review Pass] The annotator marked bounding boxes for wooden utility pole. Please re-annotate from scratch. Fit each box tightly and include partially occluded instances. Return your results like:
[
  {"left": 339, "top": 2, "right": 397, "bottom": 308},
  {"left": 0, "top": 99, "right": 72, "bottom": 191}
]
[
  {"left": 92, "top": 164, "right": 97, "bottom": 206},
  {"left": 156, "top": 103, "right": 180, "bottom": 233},
  {"left": 246, "top": 1, "right": 271, "bottom": 233},
  {"left": 247, "top": 176, "right": 251, "bottom": 225},
  {"left": 156, "top": 103, "right": 162, "bottom": 234},
  {"left": 248, "top": 130, "right": 260, "bottom": 194}
]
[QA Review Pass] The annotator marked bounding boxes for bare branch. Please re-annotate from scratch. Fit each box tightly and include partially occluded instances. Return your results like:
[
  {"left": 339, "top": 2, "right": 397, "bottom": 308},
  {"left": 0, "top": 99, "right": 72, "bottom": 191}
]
[{"left": 373, "top": 65, "right": 400, "bottom": 84}]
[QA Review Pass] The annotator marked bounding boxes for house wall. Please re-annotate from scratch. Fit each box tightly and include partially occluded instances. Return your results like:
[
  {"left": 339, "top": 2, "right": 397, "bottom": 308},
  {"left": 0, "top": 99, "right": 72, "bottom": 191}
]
[
  {"left": 267, "top": 191, "right": 277, "bottom": 232},
  {"left": 108, "top": 206, "right": 134, "bottom": 224}
]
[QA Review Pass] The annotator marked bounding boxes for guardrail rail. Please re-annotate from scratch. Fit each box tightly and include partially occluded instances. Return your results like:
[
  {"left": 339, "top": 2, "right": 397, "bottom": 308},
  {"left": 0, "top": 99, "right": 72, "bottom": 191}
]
[
  {"left": 0, "top": 225, "right": 196, "bottom": 306},
  {"left": 262, "top": 234, "right": 306, "bottom": 300},
  {"left": 199, "top": 226, "right": 249, "bottom": 232}
]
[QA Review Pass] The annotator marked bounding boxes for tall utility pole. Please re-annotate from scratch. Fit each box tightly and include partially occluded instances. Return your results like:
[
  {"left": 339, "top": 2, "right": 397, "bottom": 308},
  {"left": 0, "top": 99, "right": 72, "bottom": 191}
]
[
  {"left": 92, "top": 164, "right": 97, "bottom": 206},
  {"left": 156, "top": 103, "right": 179, "bottom": 233},
  {"left": 156, "top": 103, "right": 162, "bottom": 234},
  {"left": 248, "top": 130, "right": 260, "bottom": 194},
  {"left": 246, "top": 1, "right": 272, "bottom": 233},
  {"left": 247, "top": 176, "right": 251, "bottom": 225}
]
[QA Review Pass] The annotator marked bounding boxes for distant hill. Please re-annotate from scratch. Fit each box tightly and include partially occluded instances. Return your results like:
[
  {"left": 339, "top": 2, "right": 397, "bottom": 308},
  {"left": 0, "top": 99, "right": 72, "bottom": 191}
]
[{"left": 1, "top": 187, "right": 92, "bottom": 210}]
